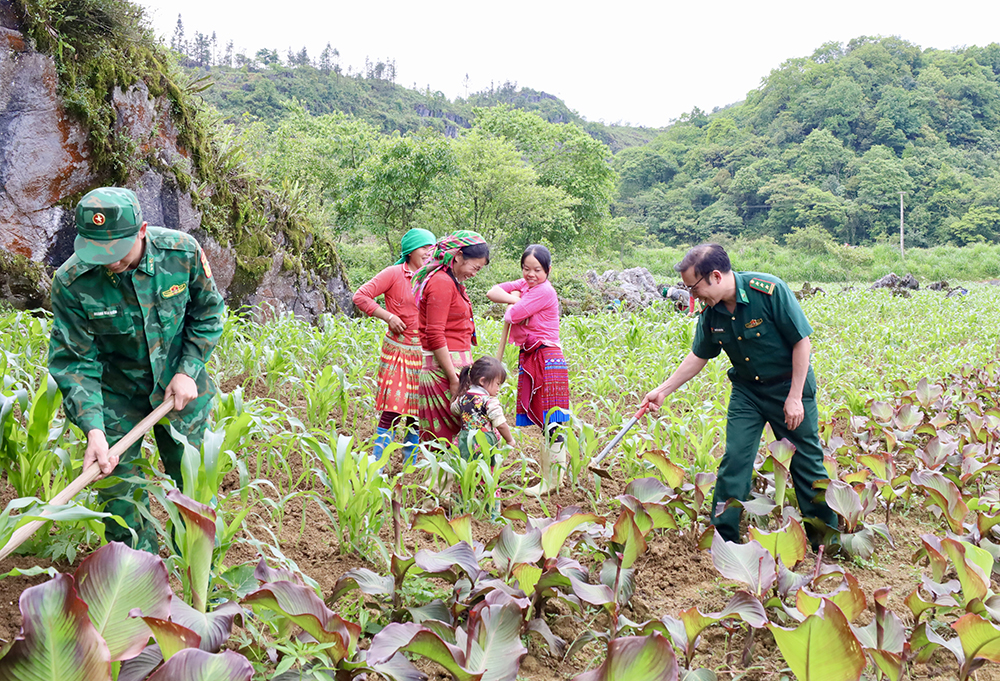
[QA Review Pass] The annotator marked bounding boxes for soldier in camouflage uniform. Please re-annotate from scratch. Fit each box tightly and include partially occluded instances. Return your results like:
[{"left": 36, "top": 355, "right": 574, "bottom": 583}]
[
  {"left": 640, "top": 243, "right": 836, "bottom": 546},
  {"left": 48, "top": 187, "right": 225, "bottom": 553}
]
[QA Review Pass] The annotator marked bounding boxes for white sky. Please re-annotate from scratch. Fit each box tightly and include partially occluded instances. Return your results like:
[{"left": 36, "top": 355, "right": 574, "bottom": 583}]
[{"left": 137, "top": 0, "right": 1000, "bottom": 128}]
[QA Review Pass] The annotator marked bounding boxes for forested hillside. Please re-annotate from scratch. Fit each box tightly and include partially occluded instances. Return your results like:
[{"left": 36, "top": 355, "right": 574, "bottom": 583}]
[
  {"left": 171, "top": 26, "right": 1000, "bottom": 253},
  {"left": 613, "top": 38, "right": 1000, "bottom": 247}
]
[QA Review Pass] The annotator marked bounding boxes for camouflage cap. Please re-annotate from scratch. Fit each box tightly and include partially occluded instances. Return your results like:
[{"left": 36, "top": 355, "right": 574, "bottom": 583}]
[{"left": 73, "top": 187, "right": 144, "bottom": 265}]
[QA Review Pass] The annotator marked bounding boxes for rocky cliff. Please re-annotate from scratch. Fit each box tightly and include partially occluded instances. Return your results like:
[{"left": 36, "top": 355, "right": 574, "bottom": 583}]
[{"left": 0, "top": 0, "right": 352, "bottom": 319}]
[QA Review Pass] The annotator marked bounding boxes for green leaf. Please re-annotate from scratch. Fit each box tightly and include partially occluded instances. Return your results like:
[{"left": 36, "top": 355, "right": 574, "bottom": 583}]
[
  {"left": 465, "top": 592, "right": 528, "bottom": 681},
  {"left": 611, "top": 508, "right": 647, "bottom": 570},
  {"left": 169, "top": 599, "right": 244, "bottom": 653},
  {"left": 941, "top": 537, "right": 993, "bottom": 604},
  {"left": 130, "top": 611, "right": 201, "bottom": 660},
  {"left": 640, "top": 451, "right": 685, "bottom": 489},
  {"left": 572, "top": 632, "right": 678, "bottom": 681},
  {"left": 167, "top": 490, "right": 217, "bottom": 613},
  {"left": 328, "top": 568, "right": 394, "bottom": 603},
  {"left": 623, "top": 478, "right": 671, "bottom": 504},
  {"left": 513, "top": 564, "right": 542, "bottom": 596},
  {"left": 252, "top": 557, "right": 304, "bottom": 586},
  {"left": 709, "top": 533, "right": 775, "bottom": 598},
  {"left": 825, "top": 480, "right": 863, "bottom": 531},
  {"left": 242, "top": 581, "right": 360, "bottom": 663},
  {"left": 492, "top": 526, "right": 543, "bottom": 576},
  {"left": 796, "top": 572, "right": 867, "bottom": 622},
  {"left": 911, "top": 469, "right": 968, "bottom": 533},
  {"left": 747, "top": 519, "right": 808, "bottom": 567},
  {"left": 368, "top": 622, "right": 479, "bottom": 681},
  {"left": 540, "top": 512, "right": 605, "bottom": 559},
  {"left": 953, "top": 613, "right": 1000, "bottom": 668},
  {"left": 145, "top": 649, "right": 252, "bottom": 681},
  {"left": 678, "top": 591, "right": 768, "bottom": 649},
  {"left": 415, "top": 542, "right": 483, "bottom": 583},
  {"left": 0, "top": 573, "right": 111, "bottom": 680},
  {"left": 767, "top": 599, "right": 866, "bottom": 681},
  {"left": 411, "top": 508, "right": 462, "bottom": 545},
  {"left": 74, "top": 542, "right": 171, "bottom": 662}
]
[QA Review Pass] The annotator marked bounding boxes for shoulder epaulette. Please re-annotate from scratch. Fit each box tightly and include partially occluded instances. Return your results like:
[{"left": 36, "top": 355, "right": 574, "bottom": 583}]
[
  {"left": 54, "top": 254, "right": 100, "bottom": 287},
  {"left": 748, "top": 277, "right": 776, "bottom": 295},
  {"left": 148, "top": 226, "right": 198, "bottom": 252}
]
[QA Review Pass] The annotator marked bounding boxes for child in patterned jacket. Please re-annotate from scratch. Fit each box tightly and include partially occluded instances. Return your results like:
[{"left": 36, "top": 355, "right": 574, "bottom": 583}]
[{"left": 451, "top": 356, "right": 515, "bottom": 461}]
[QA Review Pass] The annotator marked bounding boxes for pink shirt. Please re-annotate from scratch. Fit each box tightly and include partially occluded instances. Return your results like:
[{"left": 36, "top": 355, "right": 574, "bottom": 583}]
[
  {"left": 353, "top": 264, "right": 419, "bottom": 343},
  {"left": 499, "top": 279, "right": 561, "bottom": 347}
]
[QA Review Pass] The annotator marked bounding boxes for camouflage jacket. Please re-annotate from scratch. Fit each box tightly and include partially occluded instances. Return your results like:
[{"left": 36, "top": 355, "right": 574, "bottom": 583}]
[{"left": 48, "top": 226, "right": 225, "bottom": 433}]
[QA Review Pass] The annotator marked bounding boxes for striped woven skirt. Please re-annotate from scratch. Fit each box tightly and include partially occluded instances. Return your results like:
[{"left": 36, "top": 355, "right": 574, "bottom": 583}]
[
  {"left": 516, "top": 344, "right": 571, "bottom": 427},
  {"left": 374, "top": 334, "right": 422, "bottom": 416},
  {"left": 418, "top": 349, "right": 473, "bottom": 441}
]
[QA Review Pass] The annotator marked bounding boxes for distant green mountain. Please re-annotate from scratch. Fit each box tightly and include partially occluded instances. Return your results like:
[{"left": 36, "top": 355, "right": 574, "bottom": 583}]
[
  {"left": 184, "top": 62, "right": 663, "bottom": 152},
  {"left": 611, "top": 37, "right": 1000, "bottom": 247},
  {"left": 178, "top": 33, "right": 1000, "bottom": 249}
]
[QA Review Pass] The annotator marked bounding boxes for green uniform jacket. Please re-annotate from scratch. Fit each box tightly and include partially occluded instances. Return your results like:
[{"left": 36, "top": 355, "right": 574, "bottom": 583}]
[
  {"left": 691, "top": 271, "right": 814, "bottom": 389},
  {"left": 48, "top": 226, "right": 225, "bottom": 434}
]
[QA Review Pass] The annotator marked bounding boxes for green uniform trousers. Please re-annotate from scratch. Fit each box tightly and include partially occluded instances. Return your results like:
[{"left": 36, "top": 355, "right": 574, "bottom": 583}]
[
  {"left": 98, "top": 390, "right": 211, "bottom": 554},
  {"left": 711, "top": 379, "right": 836, "bottom": 544}
]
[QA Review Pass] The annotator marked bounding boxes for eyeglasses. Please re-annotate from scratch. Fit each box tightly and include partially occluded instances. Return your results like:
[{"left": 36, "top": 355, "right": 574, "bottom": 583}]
[{"left": 688, "top": 273, "right": 708, "bottom": 291}]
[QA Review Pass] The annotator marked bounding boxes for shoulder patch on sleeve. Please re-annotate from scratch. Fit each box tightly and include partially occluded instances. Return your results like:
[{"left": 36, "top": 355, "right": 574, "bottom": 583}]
[
  {"left": 748, "top": 277, "right": 776, "bottom": 295},
  {"left": 55, "top": 254, "right": 100, "bottom": 286}
]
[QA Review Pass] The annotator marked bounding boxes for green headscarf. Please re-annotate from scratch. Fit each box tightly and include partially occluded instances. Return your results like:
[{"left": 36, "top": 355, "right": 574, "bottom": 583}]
[{"left": 395, "top": 228, "right": 437, "bottom": 265}]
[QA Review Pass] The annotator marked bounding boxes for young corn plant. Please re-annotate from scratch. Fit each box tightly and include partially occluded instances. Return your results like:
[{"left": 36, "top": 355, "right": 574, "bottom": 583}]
[{"left": 303, "top": 432, "right": 391, "bottom": 561}]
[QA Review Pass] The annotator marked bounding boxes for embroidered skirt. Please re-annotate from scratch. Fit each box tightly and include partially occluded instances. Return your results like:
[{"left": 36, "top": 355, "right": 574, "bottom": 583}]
[
  {"left": 418, "top": 349, "right": 473, "bottom": 441},
  {"left": 374, "top": 335, "right": 422, "bottom": 416},
  {"left": 516, "top": 344, "right": 570, "bottom": 427}
]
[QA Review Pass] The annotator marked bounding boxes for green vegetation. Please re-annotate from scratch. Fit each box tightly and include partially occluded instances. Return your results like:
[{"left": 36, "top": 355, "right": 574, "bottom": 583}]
[
  {"left": 2, "top": 288, "right": 1000, "bottom": 678},
  {"left": 166, "top": 29, "right": 1000, "bottom": 264},
  {"left": 613, "top": 37, "right": 1000, "bottom": 248}
]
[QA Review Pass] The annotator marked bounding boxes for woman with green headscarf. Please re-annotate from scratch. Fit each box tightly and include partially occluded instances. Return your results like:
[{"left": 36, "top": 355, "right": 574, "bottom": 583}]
[
  {"left": 353, "top": 228, "right": 437, "bottom": 463},
  {"left": 412, "top": 230, "right": 491, "bottom": 443}
]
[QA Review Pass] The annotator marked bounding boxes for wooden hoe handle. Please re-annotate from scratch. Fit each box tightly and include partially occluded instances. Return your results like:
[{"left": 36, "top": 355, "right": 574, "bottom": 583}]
[{"left": 0, "top": 396, "right": 175, "bottom": 561}]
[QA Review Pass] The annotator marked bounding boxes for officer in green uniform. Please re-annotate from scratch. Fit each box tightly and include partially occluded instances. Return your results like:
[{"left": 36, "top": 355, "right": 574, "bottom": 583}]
[
  {"left": 640, "top": 243, "right": 835, "bottom": 544},
  {"left": 48, "top": 187, "right": 225, "bottom": 553}
]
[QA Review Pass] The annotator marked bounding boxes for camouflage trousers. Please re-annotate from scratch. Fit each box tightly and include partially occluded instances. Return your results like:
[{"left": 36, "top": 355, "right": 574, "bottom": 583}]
[{"left": 98, "top": 390, "right": 211, "bottom": 554}]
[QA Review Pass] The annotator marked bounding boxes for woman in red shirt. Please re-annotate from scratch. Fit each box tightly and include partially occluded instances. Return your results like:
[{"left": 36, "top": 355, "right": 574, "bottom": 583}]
[
  {"left": 353, "top": 228, "right": 436, "bottom": 463},
  {"left": 487, "top": 245, "right": 569, "bottom": 494},
  {"left": 411, "top": 231, "right": 491, "bottom": 442}
]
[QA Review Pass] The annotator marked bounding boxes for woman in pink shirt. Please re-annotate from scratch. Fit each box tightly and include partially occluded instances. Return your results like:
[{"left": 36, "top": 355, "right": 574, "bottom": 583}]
[
  {"left": 353, "top": 228, "right": 436, "bottom": 463},
  {"left": 487, "top": 244, "right": 570, "bottom": 494}
]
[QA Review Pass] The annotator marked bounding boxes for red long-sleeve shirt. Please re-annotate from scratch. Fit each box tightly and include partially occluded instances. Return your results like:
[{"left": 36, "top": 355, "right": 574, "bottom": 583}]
[
  {"left": 353, "top": 264, "right": 419, "bottom": 343},
  {"left": 418, "top": 270, "right": 475, "bottom": 352}
]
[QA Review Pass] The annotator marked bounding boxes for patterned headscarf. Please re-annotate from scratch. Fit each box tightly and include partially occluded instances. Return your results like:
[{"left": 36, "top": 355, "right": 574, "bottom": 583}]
[{"left": 411, "top": 230, "right": 487, "bottom": 305}]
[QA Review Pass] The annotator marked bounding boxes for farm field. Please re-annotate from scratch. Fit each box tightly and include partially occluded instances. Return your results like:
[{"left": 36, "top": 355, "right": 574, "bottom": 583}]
[{"left": 1, "top": 284, "right": 1000, "bottom": 680}]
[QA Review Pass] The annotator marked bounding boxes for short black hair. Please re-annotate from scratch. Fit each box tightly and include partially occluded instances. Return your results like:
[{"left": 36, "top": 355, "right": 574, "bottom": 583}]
[
  {"left": 675, "top": 243, "right": 731, "bottom": 278},
  {"left": 460, "top": 242, "right": 491, "bottom": 265},
  {"left": 521, "top": 244, "right": 551, "bottom": 274}
]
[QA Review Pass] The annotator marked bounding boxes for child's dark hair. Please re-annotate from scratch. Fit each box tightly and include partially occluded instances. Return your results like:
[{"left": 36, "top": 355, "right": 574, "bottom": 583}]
[
  {"left": 521, "top": 244, "right": 551, "bottom": 274},
  {"left": 456, "top": 356, "right": 507, "bottom": 396}
]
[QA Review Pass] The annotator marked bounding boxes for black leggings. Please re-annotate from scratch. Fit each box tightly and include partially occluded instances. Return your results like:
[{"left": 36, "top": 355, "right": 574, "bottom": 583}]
[{"left": 378, "top": 411, "right": 417, "bottom": 431}]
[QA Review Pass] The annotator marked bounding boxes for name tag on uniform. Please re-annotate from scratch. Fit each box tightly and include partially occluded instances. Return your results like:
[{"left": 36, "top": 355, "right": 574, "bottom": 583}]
[
  {"left": 712, "top": 327, "right": 725, "bottom": 333},
  {"left": 88, "top": 309, "right": 118, "bottom": 319},
  {"left": 162, "top": 283, "right": 187, "bottom": 299}
]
